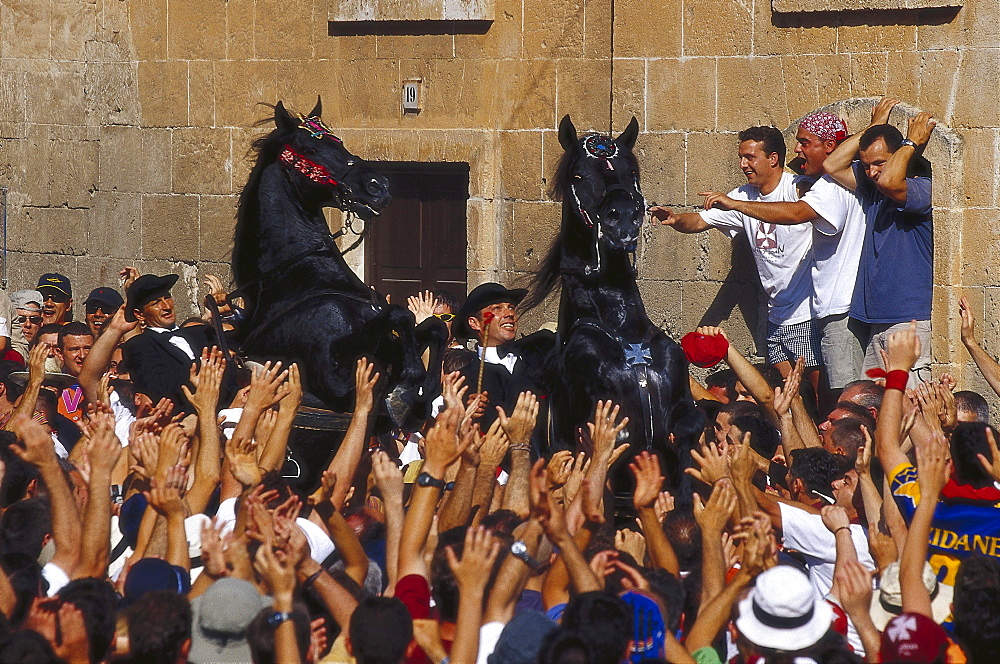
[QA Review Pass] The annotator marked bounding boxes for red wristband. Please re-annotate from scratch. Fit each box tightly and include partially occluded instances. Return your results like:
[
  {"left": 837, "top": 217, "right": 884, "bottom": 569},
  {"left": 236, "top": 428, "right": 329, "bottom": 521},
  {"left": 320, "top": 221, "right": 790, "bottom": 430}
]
[{"left": 885, "top": 370, "right": 909, "bottom": 392}]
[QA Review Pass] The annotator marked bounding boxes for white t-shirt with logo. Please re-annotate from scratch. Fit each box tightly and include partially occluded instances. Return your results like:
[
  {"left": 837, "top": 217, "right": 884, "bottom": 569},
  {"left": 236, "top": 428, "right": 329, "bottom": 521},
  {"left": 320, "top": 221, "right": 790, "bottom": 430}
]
[
  {"left": 700, "top": 173, "right": 814, "bottom": 325},
  {"left": 801, "top": 175, "right": 866, "bottom": 319}
]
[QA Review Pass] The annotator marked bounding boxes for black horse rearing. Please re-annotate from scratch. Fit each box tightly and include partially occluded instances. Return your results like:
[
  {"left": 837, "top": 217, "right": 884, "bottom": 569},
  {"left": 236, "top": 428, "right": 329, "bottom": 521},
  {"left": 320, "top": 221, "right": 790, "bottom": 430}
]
[
  {"left": 523, "top": 115, "right": 703, "bottom": 500},
  {"left": 233, "top": 98, "right": 440, "bottom": 428}
]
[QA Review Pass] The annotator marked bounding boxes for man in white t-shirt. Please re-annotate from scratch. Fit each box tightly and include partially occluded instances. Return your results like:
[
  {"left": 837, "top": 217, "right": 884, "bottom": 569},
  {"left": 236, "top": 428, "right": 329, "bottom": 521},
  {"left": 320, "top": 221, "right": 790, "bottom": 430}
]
[
  {"left": 685, "top": 113, "right": 868, "bottom": 398},
  {"left": 651, "top": 126, "right": 817, "bottom": 379}
]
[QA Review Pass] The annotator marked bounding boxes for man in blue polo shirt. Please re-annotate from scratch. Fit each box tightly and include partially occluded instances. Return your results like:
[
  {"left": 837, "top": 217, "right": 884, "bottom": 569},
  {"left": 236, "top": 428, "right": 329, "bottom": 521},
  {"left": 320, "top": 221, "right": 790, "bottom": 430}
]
[{"left": 824, "top": 98, "right": 936, "bottom": 386}]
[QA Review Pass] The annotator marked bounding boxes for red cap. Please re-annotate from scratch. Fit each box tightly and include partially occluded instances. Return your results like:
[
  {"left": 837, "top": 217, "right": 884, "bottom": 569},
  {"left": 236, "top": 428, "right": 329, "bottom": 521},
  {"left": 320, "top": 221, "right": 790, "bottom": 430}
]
[
  {"left": 880, "top": 613, "right": 949, "bottom": 663},
  {"left": 680, "top": 332, "right": 729, "bottom": 368}
]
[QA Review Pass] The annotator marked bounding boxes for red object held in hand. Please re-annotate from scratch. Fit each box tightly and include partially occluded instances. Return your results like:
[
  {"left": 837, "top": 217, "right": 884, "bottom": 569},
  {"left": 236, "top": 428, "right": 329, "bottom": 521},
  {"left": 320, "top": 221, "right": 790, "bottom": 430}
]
[{"left": 680, "top": 332, "right": 729, "bottom": 368}]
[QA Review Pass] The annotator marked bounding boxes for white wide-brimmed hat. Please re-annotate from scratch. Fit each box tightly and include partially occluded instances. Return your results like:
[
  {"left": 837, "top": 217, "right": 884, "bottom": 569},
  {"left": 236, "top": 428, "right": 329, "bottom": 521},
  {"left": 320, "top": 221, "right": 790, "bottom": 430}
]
[
  {"left": 870, "top": 561, "right": 953, "bottom": 630},
  {"left": 736, "top": 565, "right": 833, "bottom": 651}
]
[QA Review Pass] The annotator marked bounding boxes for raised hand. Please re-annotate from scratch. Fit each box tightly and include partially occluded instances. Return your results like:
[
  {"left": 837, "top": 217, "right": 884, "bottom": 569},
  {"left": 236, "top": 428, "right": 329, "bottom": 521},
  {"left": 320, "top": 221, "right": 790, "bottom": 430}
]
[
  {"left": 630, "top": 451, "right": 664, "bottom": 510},
  {"left": 498, "top": 391, "right": 540, "bottom": 447},
  {"left": 698, "top": 191, "right": 738, "bottom": 211},
  {"left": 773, "top": 356, "right": 805, "bottom": 418},
  {"left": 200, "top": 519, "right": 230, "bottom": 579},
  {"left": 371, "top": 450, "right": 404, "bottom": 503},
  {"left": 441, "top": 371, "right": 469, "bottom": 413},
  {"left": 821, "top": 505, "right": 851, "bottom": 534},
  {"left": 407, "top": 290, "right": 437, "bottom": 325},
  {"left": 7, "top": 414, "right": 58, "bottom": 467},
  {"left": 182, "top": 346, "right": 226, "bottom": 414},
  {"left": 959, "top": 296, "right": 978, "bottom": 347},
  {"left": 145, "top": 477, "right": 186, "bottom": 518},
  {"left": 479, "top": 417, "right": 510, "bottom": 468},
  {"left": 871, "top": 97, "right": 899, "bottom": 125},
  {"left": 354, "top": 358, "right": 380, "bottom": 414},
  {"left": 586, "top": 400, "right": 629, "bottom": 460},
  {"left": 226, "top": 433, "right": 262, "bottom": 488},
  {"left": 547, "top": 450, "right": 574, "bottom": 489},
  {"left": 886, "top": 322, "right": 921, "bottom": 373},
  {"left": 693, "top": 479, "right": 737, "bottom": 535},
  {"left": 154, "top": 424, "right": 190, "bottom": 484},
  {"left": 445, "top": 525, "right": 501, "bottom": 592},
  {"left": 916, "top": 430, "right": 951, "bottom": 500},
  {"left": 615, "top": 529, "right": 647, "bottom": 563},
  {"left": 855, "top": 426, "right": 873, "bottom": 476},
  {"left": 247, "top": 361, "right": 290, "bottom": 411},
  {"left": 686, "top": 441, "right": 730, "bottom": 485},
  {"left": 423, "top": 407, "right": 468, "bottom": 477},
  {"left": 907, "top": 111, "right": 937, "bottom": 147}
]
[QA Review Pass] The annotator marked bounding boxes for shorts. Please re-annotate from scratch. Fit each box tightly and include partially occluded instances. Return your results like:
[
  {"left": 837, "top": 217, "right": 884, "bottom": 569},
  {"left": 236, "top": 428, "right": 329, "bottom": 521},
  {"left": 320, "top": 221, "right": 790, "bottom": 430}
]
[
  {"left": 766, "top": 319, "right": 821, "bottom": 367},
  {"left": 818, "top": 313, "right": 867, "bottom": 389},
  {"left": 859, "top": 319, "right": 932, "bottom": 388}
]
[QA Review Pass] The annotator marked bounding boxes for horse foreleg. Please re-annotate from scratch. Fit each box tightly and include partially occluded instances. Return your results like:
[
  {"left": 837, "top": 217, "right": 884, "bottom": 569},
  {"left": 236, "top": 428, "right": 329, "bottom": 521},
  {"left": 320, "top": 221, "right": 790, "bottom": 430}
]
[{"left": 381, "top": 305, "right": 429, "bottom": 427}]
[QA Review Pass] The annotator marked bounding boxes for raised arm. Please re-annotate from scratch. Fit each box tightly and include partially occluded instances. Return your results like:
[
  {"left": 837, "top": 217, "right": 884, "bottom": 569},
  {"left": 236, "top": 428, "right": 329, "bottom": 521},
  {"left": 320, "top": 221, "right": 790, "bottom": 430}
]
[
  {"left": 900, "top": 431, "right": 949, "bottom": 617},
  {"left": 648, "top": 206, "right": 711, "bottom": 233},
  {"left": 875, "top": 323, "right": 920, "bottom": 475},
  {"left": 693, "top": 480, "right": 738, "bottom": 604},
  {"left": 73, "top": 411, "right": 123, "bottom": 579},
  {"left": 397, "top": 407, "right": 467, "bottom": 581},
  {"left": 8, "top": 414, "right": 81, "bottom": 575},
  {"left": 308, "top": 470, "right": 370, "bottom": 587},
  {"left": 873, "top": 111, "right": 935, "bottom": 204},
  {"left": 145, "top": 466, "right": 192, "bottom": 570},
  {"left": 631, "top": 451, "right": 680, "bottom": 575},
  {"left": 444, "top": 526, "right": 501, "bottom": 664},
  {"left": 181, "top": 347, "right": 226, "bottom": 514},
  {"left": 257, "top": 364, "right": 303, "bottom": 475},
  {"left": 6, "top": 344, "right": 49, "bottom": 429},
  {"left": 499, "top": 391, "right": 540, "bottom": 518},
  {"left": 824, "top": 97, "right": 900, "bottom": 190},
  {"left": 79, "top": 306, "right": 137, "bottom": 404},
  {"left": 959, "top": 296, "right": 1000, "bottom": 398},
  {"left": 698, "top": 194, "right": 818, "bottom": 226},
  {"left": 697, "top": 326, "right": 778, "bottom": 420},
  {"left": 371, "top": 450, "right": 405, "bottom": 594},
  {"left": 324, "top": 359, "right": 379, "bottom": 510}
]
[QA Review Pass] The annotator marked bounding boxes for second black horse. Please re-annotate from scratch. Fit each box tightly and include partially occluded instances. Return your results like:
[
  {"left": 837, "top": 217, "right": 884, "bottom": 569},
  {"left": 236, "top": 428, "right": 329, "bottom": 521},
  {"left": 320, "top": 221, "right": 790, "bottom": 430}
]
[{"left": 522, "top": 115, "right": 703, "bottom": 500}]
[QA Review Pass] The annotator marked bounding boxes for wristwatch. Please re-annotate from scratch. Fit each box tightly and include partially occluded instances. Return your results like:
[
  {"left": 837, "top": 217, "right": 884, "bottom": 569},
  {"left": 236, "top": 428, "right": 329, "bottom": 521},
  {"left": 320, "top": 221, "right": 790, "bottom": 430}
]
[
  {"left": 416, "top": 472, "right": 446, "bottom": 489},
  {"left": 510, "top": 540, "right": 544, "bottom": 571},
  {"left": 266, "top": 611, "right": 292, "bottom": 628},
  {"left": 900, "top": 138, "right": 917, "bottom": 149}
]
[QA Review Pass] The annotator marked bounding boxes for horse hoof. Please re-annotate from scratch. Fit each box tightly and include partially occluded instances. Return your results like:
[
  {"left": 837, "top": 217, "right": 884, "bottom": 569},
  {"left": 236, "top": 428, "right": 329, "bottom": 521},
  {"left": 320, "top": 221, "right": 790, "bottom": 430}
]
[{"left": 384, "top": 386, "right": 413, "bottom": 427}]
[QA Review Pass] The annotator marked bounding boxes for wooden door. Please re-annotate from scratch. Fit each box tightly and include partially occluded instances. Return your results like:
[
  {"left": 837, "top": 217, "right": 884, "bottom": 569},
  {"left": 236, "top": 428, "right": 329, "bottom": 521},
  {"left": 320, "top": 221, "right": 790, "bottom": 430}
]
[{"left": 365, "top": 163, "right": 469, "bottom": 304}]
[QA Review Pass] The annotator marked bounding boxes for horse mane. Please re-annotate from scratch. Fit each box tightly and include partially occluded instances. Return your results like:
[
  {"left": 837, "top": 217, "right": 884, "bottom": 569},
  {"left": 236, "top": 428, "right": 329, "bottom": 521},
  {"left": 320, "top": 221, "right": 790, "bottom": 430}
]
[
  {"left": 520, "top": 149, "right": 575, "bottom": 314},
  {"left": 233, "top": 107, "right": 296, "bottom": 287}
]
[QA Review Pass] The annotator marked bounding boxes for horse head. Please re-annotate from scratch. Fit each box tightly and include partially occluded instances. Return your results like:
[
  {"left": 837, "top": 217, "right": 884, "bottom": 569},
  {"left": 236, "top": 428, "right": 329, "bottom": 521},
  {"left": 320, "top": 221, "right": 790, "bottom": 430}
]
[
  {"left": 273, "top": 97, "right": 391, "bottom": 219},
  {"left": 558, "top": 114, "right": 644, "bottom": 253}
]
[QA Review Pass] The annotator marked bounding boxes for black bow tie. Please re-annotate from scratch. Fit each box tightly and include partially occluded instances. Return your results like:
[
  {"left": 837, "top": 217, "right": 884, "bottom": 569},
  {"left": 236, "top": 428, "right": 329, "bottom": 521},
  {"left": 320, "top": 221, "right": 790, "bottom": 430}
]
[{"left": 496, "top": 344, "right": 517, "bottom": 360}]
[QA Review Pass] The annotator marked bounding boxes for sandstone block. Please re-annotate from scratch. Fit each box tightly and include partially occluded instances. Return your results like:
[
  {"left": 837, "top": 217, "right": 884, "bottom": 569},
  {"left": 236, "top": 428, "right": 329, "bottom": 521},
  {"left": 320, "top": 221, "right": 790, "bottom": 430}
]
[
  {"left": 167, "top": 0, "right": 225, "bottom": 60},
  {"left": 960, "top": 129, "right": 997, "bottom": 208},
  {"left": 917, "top": 51, "right": 960, "bottom": 123},
  {"left": 0, "top": 1, "right": 51, "bottom": 60},
  {"left": 848, "top": 53, "right": 887, "bottom": 98},
  {"left": 611, "top": 59, "right": 645, "bottom": 131},
  {"left": 254, "top": 0, "right": 314, "bottom": 60},
  {"left": 129, "top": 0, "right": 168, "bottom": 60},
  {"left": 523, "top": 0, "right": 584, "bottom": 58},
  {"left": 274, "top": 66, "right": 342, "bottom": 124},
  {"left": 684, "top": 131, "right": 744, "bottom": 206},
  {"left": 716, "top": 58, "right": 789, "bottom": 132},
  {"left": 634, "top": 131, "right": 686, "bottom": 209},
  {"left": 753, "top": 7, "right": 836, "bottom": 57},
  {"left": 91, "top": 191, "right": 142, "bottom": 258},
  {"left": 647, "top": 58, "right": 717, "bottom": 132},
  {"left": 6, "top": 253, "right": 76, "bottom": 295},
  {"left": 495, "top": 59, "right": 556, "bottom": 130},
  {"left": 583, "top": 0, "right": 612, "bottom": 58},
  {"left": 200, "top": 194, "right": 239, "bottom": 263},
  {"left": 172, "top": 128, "right": 232, "bottom": 195},
  {"left": 56, "top": 139, "right": 99, "bottom": 209},
  {"left": 499, "top": 130, "right": 543, "bottom": 201},
  {"left": 455, "top": 0, "right": 522, "bottom": 59},
  {"left": 141, "top": 194, "right": 200, "bottom": 261},
  {"left": 952, "top": 49, "right": 1000, "bottom": 129},
  {"left": 636, "top": 279, "right": 684, "bottom": 338},
  {"left": 684, "top": 0, "right": 752, "bottom": 57},
  {"left": 837, "top": 19, "right": 915, "bottom": 55},
  {"left": 214, "top": 61, "right": 278, "bottom": 129},
  {"left": 510, "top": 201, "right": 560, "bottom": 272},
  {"left": 883, "top": 51, "right": 920, "bottom": 104},
  {"left": 137, "top": 60, "right": 188, "bottom": 128},
  {"left": 335, "top": 59, "right": 399, "bottom": 127},
  {"left": 225, "top": 0, "right": 255, "bottom": 61},
  {"left": 188, "top": 62, "right": 216, "bottom": 128},
  {"left": 49, "top": 0, "right": 96, "bottom": 61},
  {"left": 918, "top": 1, "right": 1000, "bottom": 51},
  {"left": 15, "top": 207, "right": 89, "bottom": 255},
  {"left": 376, "top": 35, "right": 455, "bottom": 60},
  {"left": 613, "top": 0, "right": 681, "bottom": 57},
  {"left": 556, "top": 59, "right": 612, "bottom": 133},
  {"left": 960, "top": 207, "right": 1000, "bottom": 285},
  {"left": 780, "top": 54, "right": 851, "bottom": 123},
  {"left": 25, "top": 68, "right": 87, "bottom": 128}
]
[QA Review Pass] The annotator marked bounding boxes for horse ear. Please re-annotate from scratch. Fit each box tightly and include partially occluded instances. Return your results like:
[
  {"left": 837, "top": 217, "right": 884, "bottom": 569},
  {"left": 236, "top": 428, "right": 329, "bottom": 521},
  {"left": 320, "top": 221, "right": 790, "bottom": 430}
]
[
  {"left": 618, "top": 117, "right": 640, "bottom": 151},
  {"left": 309, "top": 95, "right": 322, "bottom": 118},
  {"left": 559, "top": 115, "right": 578, "bottom": 151},
  {"left": 274, "top": 101, "right": 296, "bottom": 132}
]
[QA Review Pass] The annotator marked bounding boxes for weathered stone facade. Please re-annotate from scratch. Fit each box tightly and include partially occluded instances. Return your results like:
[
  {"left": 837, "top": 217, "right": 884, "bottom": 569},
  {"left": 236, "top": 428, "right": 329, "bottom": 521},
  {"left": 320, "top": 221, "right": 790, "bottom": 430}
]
[{"left": 0, "top": 0, "right": 997, "bottom": 398}]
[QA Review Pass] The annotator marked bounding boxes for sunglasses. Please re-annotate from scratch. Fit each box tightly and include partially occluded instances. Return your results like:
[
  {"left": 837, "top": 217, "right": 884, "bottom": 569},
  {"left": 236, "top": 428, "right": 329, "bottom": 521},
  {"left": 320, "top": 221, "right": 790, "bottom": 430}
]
[
  {"left": 86, "top": 303, "right": 113, "bottom": 315},
  {"left": 433, "top": 313, "right": 456, "bottom": 322},
  {"left": 41, "top": 290, "right": 70, "bottom": 303},
  {"left": 16, "top": 315, "right": 42, "bottom": 325}
]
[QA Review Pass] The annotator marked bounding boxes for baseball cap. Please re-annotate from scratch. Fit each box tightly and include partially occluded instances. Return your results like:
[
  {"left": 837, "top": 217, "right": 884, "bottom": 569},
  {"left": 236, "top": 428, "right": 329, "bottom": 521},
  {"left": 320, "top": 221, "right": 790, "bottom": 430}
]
[
  {"left": 37, "top": 273, "right": 72, "bottom": 298},
  {"left": 189, "top": 578, "right": 272, "bottom": 663},
  {"left": 10, "top": 290, "right": 43, "bottom": 311},
  {"left": 85, "top": 287, "right": 124, "bottom": 310}
]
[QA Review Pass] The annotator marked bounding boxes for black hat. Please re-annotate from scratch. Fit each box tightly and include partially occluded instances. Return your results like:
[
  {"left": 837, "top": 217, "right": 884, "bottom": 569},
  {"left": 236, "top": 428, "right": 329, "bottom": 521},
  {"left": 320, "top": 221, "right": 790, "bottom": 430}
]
[
  {"left": 85, "top": 287, "right": 124, "bottom": 310},
  {"left": 37, "top": 273, "right": 72, "bottom": 298},
  {"left": 454, "top": 282, "right": 527, "bottom": 340},
  {"left": 125, "top": 274, "right": 179, "bottom": 321}
]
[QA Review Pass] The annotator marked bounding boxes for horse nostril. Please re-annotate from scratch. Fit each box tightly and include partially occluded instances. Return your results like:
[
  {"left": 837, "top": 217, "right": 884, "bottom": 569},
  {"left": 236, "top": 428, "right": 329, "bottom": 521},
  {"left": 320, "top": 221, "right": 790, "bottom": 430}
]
[
  {"left": 365, "top": 178, "right": 383, "bottom": 194},
  {"left": 607, "top": 209, "right": 621, "bottom": 221}
]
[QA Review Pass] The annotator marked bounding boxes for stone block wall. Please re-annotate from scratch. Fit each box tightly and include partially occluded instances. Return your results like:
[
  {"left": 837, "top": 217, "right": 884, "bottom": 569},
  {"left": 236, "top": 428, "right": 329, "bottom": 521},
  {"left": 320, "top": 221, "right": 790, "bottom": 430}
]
[{"left": 0, "top": 0, "right": 999, "bottom": 404}]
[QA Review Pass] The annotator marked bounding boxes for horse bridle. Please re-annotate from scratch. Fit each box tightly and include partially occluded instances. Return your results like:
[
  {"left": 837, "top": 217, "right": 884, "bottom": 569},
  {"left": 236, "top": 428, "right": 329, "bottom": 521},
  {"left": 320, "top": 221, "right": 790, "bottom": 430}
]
[{"left": 568, "top": 178, "right": 645, "bottom": 276}]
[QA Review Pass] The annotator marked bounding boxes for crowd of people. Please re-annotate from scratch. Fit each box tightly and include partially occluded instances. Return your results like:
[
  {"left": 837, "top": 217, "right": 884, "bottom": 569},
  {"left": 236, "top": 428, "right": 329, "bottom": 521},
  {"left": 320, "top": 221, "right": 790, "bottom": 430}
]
[{"left": 0, "top": 95, "right": 995, "bottom": 664}]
